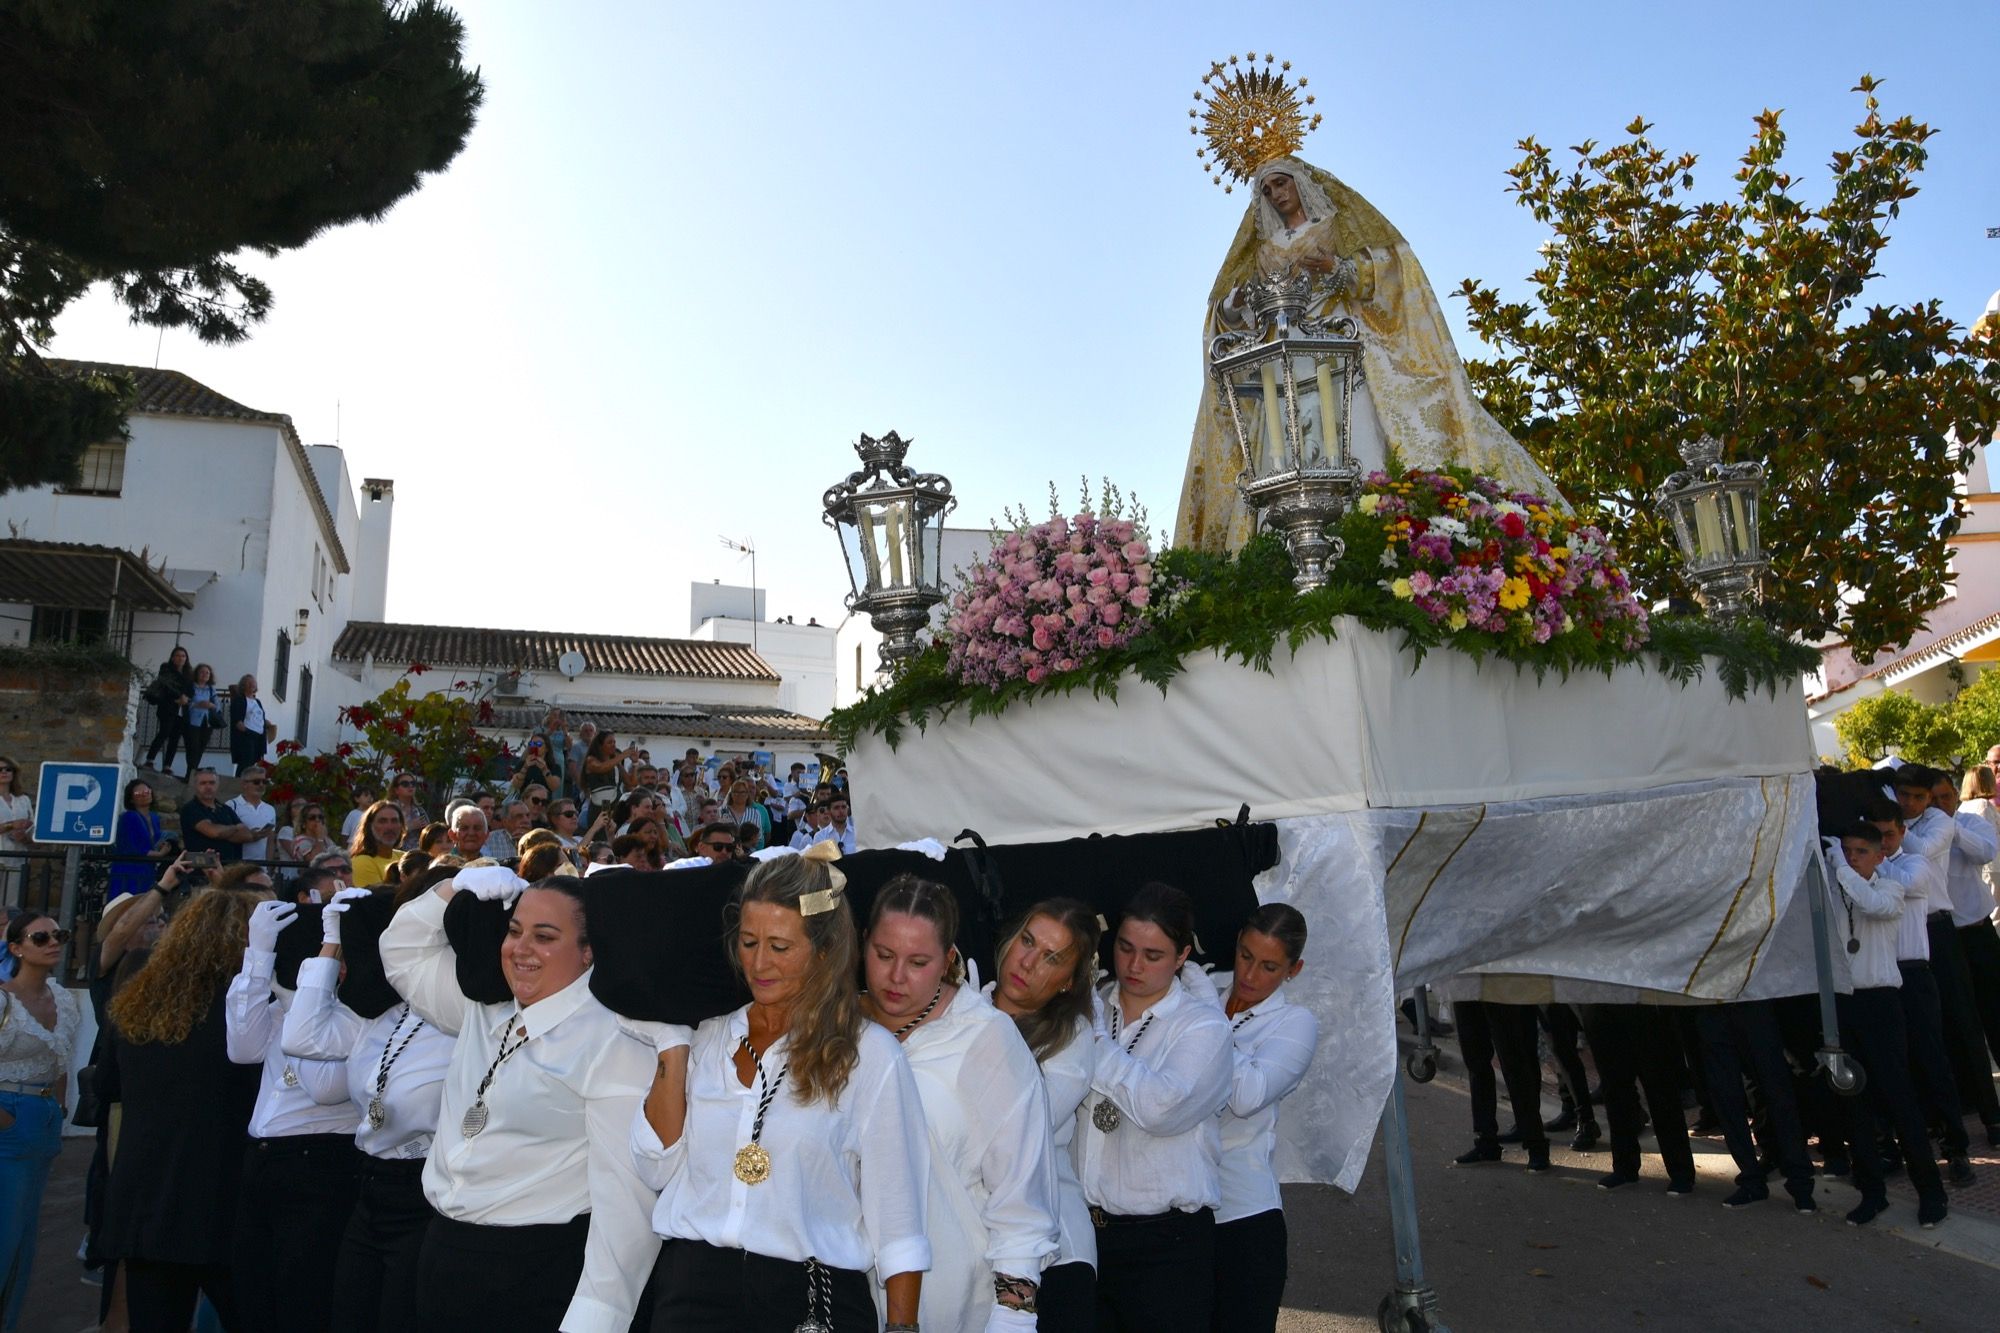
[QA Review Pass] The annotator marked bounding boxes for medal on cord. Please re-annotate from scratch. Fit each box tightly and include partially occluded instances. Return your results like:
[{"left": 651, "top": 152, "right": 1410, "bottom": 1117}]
[
  {"left": 1092, "top": 1006, "right": 1156, "bottom": 1134},
  {"left": 733, "top": 1035, "right": 787, "bottom": 1185},
  {"left": 461, "top": 1015, "right": 530, "bottom": 1139},
  {"left": 793, "top": 1256, "right": 833, "bottom": 1333},
  {"left": 367, "top": 1003, "right": 426, "bottom": 1131}
]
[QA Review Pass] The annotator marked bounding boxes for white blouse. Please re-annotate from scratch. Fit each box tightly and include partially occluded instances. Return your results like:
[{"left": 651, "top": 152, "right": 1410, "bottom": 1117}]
[
  {"left": 0, "top": 984, "right": 82, "bottom": 1086},
  {"left": 631, "top": 1005, "right": 932, "bottom": 1282},
  {"left": 984, "top": 986, "right": 1096, "bottom": 1270},
  {"left": 380, "top": 889, "right": 661, "bottom": 1333},
  {"left": 282, "top": 956, "right": 453, "bottom": 1161},
  {"left": 1078, "top": 975, "right": 1233, "bottom": 1216},
  {"left": 224, "top": 948, "right": 361, "bottom": 1140},
  {"left": 894, "top": 986, "right": 1060, "bottom": 1332},
  {"left": 1210, "top": 975, "right": 1319, "bottom": 1224}
]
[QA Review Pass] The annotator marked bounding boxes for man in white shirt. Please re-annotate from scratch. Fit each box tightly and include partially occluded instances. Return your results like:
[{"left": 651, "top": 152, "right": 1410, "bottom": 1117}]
[
  {"left": 1829, "top": 823, "right": 1949, "bottom": 1227},
  {"left": 226, "top": 767, "right": 278, "bottom": 864},
  {"left": 1927, "top": 773, "right": 2000, "bottom": 1143},
  {"left": 811, "top": 797, "right": 858, "bottom": 855}
]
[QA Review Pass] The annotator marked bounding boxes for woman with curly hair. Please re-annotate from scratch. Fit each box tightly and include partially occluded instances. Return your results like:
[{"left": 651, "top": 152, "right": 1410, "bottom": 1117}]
[
  {"left": 631, "top": 846, "right": 931, "bottom": 1332},
  {"left": 99, "top": 880, "right": 268, "bottom": 1332}
]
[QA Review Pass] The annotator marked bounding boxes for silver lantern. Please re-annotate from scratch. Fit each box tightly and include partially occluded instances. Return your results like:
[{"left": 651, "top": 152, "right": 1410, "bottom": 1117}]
[
  {"left": 1209, "top": 268, "right": 1366, "bottom": 591},
  {"left": 1652, "top": 436, "right": 1768, "bottom": 618},
  {"left": 822, "top": 431, "right": 957, "bottom": 670}
]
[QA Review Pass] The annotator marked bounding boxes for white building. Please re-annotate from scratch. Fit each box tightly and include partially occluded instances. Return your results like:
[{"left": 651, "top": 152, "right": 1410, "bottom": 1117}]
[
  {"left": 833, "top": 525, "right": 996, "bottom": 708},
  {"left": 687, "top": 581, "right": 839, "bottom": 721},
  {"left": 0, "top": 360, "right": 384, "bottom": 751}
]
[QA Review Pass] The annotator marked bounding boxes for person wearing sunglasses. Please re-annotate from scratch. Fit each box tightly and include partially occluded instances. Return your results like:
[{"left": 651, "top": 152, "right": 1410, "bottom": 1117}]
[
  {"left": 227, "top": 767, "right": 278, "bottom": 865},
  {"left": 0, "top": 913, "right": 83, "bottom": 1330},
  {"left": 691, "top": 824, "right": 738, "bottom": 867},
  {"left": 390, "top": 776, "right": 428, "bottom": 853}
]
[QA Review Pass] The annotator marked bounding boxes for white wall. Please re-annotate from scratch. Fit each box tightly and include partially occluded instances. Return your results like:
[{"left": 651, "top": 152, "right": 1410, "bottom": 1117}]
[
  {"left": 690, "top": 582, "right": 765, "bottom": 632},
  {"left": 688, "top": 617, "right": 837, "bottom": 720},
  {"left": 346, "top": 660, "right": 783, "bottom": 713}
]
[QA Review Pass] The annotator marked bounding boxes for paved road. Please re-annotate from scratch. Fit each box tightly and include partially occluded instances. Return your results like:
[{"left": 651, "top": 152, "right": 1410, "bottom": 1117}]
[{"left": 25, "top": 1070, "right": 2000, "bottom": 1331}]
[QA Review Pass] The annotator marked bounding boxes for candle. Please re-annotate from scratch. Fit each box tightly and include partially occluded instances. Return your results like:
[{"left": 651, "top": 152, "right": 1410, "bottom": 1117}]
[
  {"left": 1315, "top": 359, "right": 1338, "bottom": 463},
  {"left": 1727, "top": 491, "right": 1752, "bottom": 554},
  {"left": 855, "top": 507, "right": 882, "bottom": 589},
  {"left": 883, "top": 504, "right": 906, "bottom": 586},
  {"left": 1693, "top": 494, "right": 1725, "bottom": 560},
  {"left": 1260, "top": 363, "right": 1286, "bottom": 470}
]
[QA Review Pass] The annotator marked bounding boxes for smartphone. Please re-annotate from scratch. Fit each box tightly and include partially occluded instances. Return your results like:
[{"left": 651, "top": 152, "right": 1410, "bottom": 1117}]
[{"left": 188, "top": 849, "right": 222, "bottom": 871}]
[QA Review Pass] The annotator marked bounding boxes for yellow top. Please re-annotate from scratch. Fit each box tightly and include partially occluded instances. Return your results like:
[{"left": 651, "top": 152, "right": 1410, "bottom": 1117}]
[{"left": 349, "top": 853, "right": 398, "bottom": 888}]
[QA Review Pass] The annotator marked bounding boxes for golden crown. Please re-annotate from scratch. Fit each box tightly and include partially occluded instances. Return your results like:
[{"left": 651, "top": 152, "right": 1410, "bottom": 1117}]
[{"left": 1189, "top": 53, "right": 1321, "bottom": 192}]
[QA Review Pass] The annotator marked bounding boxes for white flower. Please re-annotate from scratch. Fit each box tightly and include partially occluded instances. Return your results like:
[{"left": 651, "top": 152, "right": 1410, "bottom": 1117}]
[
  {"left": 1490, "top": 500, "right": 1526, "bottom": 518},
  {"left": 1429, "top": 515, "right": 1469, "bottom": 541},
  {"left": 1379, "top": 546, "right": 1399, "bottom": 569}
]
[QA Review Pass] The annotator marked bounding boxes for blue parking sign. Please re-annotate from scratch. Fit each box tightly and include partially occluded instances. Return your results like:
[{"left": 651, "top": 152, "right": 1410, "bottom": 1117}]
[{"left": 34, "top": 762, "right": 121, "bottom": 845}]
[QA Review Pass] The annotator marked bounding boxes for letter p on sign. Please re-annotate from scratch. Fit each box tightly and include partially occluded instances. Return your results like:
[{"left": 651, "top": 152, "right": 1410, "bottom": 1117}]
[{"left": 52, "top": 773, "right": 100, "bottom": 833}]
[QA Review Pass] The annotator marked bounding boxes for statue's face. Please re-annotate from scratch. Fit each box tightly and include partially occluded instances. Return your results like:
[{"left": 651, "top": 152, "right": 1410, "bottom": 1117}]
[{"left": 1261, "top": 172, "right": 1301, "bottom": 218}]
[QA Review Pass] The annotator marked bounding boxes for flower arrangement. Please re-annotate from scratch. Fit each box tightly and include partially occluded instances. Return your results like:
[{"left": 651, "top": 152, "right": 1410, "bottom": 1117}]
[
  {"left": 944, "top": 484, "right": 1158, "bottom": 688},
  {"left": 1353, "top": 468, "right": 1649, "bottom": 652}
]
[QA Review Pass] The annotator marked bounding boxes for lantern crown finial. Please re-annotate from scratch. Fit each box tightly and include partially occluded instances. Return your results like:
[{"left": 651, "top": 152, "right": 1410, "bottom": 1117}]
[
  {"left": 1678, "top": 435, "right": 1723, "bottom": 471},
  {"left": 855, "top": 430, "right": 912, "bottom": 474}
]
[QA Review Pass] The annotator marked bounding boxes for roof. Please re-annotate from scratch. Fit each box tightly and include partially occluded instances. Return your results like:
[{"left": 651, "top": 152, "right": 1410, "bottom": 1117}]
[
  {"left": 0, "top": 539, "right": 192, "bottom": 612},
  {"left": 331, "top": 621, "right": 780, "bottom": 683},
  {"left": 45, "top": 359, "right": 349, "bottom": 573},
  {"left": 1808, "top": 607, "right": 2000, "bottom": 703},
  {"left": 486, "top": 702, "right": 828, "bottom": 745}
]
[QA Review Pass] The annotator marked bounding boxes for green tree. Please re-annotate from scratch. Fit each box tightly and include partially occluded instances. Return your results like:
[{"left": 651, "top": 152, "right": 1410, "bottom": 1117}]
[
  {"left": 0, "top": 0, "right": 483, "bottom": 492},
  {"left": 1834, "top": 688, "right": 1963, "bottom": 768},
  {"left": 1942, "top": 667, "right": 2000, "bottom": 760},
  {"left": 1457, "top": 77, "right": 2000, "bottom": 661}
]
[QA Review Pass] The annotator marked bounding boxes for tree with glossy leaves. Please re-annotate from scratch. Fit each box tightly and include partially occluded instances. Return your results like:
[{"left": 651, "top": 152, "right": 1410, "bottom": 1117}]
[
  {"left": 1456, "top": 77, "right": 2000, "bottom": 662},
  {"left": 0, "top": 0, "right": 483, "bottom": 493}
]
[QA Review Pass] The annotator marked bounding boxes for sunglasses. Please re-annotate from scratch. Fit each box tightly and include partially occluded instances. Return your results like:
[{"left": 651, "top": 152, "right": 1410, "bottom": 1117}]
[
  {"left": 529, "top": 797, "right": 547, "bottom": 806},
  {"left": 242, "top": 779, "right": 266, "bottom": 786},
  {"left": 703, "top": 840, "right": 736, "bottom": 851},
  {"left": 0, "top": 767, "right": 14, "bottom": 774},
  {"left": 24, "top": 929, "right": 71, "bottom": 946},
  {"left": 553, "top": 808, "right": 577, "bottom": 818},
  {"left": 395, "top": 780, "right": 416, "bottom": 789}
]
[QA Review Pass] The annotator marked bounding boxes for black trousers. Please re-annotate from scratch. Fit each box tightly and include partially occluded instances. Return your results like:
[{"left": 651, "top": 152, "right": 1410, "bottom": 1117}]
[
  {"left": 1927, "top": 914, "right": 1999, "bottom": 1120},
  {"left": 1576, "top": 1004, "right": 1695, "bottom": 1184},
  {"left": 1540, "top": 1003, "right": 1597, "bottom": 1125},
  {"left": 1895, "top": 959, "right": 1970, "bottom": 1153},
  {"left": 1453, "top": 1001, "right": 1548, "bottom": 1148},
  {"left": 1095, "top": 1207, "right": 1215, "bottom": 1332},
  {"left": 145, "top": 703, "right": 185, "bottom": 767},
  {"left": 183, "top": 723, "right": 213, "bottom": 777},
  {"left": 1211, "top": 1208, "right": 1286, "bottom": 1333},
  {"left": 1693, "top": 1001, "right": 1813, "bottom": 1199},
  {"left": 232, "top": 1133, "right": 363, "bottom": 1333},
  {"left": 1038, "top": 1260, "right": 1096, "bottom": 1333},
  {"left": 125, "top": 1259, "right": 239, "bottom": 1333},
  {"left": 649, "top": 1237, "right": 875, "bottom": 1333},
  {"left": 1771, "top": 993, "right": 1842, "bottom": 1158},
  {"left": 1837, "top": 987, "right": 1946, "bottom": 1205},
  {"left": 416, "top": 1212, "right": 592, "bottom": 1333},
  {"left": 330, "top": 1156, "right": 430, "bottom": 1333},
  {"left": 1961, "top": 919, "right": 2000, "bottom": 1069}
]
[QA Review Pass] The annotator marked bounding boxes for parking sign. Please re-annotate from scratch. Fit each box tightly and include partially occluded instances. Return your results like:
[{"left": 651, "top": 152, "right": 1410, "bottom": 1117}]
[{"left": 33, "top": 762, "right": 121, "bottom": 845}]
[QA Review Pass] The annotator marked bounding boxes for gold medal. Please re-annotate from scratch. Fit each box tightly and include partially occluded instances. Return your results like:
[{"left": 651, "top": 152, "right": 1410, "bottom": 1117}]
[{"left": 734, "top": 1142, "right": 772, "bottom": 1184}]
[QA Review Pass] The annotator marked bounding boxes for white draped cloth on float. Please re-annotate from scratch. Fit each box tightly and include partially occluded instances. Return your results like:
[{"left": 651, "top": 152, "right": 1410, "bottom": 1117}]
[{"left": 848, "top": 625, "right": 1818, "bottom": 1190}]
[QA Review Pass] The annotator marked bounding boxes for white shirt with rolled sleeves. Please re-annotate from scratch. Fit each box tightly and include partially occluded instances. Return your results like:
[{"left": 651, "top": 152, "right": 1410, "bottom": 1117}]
[
  {"left": 895, "top": 986, "right": 1060, "bottom": 1333},
  {"left": 1946, "top": 807, "right": 2000, "bottom": 928},
  {"left": 378, "top": 888, "right": 660, "bottom": 1333},
  {"left": 224, "top": 948, "right": 361, "bottom": 1139},
  {"left": 1209, "top": 974, "right": 1319, "bottom": 1224},
  {"left": 985, "top": 989, "right": 1097, "bottom": 1271},
  {"left": 226, "top": 796, "right": 277, "bottom": 863},
  {"left": 1880, "top": 851, "right": 1936, "bottom": 962},
  {"left": 630, "top": 1006, "right": 932, "bottom": 1283},
  {"left": 281, "top": 957, "right": 453, "bottom": 1161},
  {"left": 1832, "top": 855, "right": 1909, "bottom": 989},
  {"left": 1078, "top": 977, "right": 1233, "bottom": 1216}
]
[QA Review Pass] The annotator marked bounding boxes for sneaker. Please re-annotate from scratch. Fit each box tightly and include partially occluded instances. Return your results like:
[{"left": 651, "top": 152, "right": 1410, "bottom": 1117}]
[
  {"left": 1597, "top": 1171, "right": 1640, "bottom": 1191},
  {"left": 1919, "top": 1195, "right": 1948, "bottom": 1229},
  {"left": 1721, "top": 1184, "right": 1768, "bottom": 1208},
  {"left": 1845, "top": 1196, "right": 1888, "bottom": 1227},
  {"left": 1570, "top": 1123, "right": 1602, "bottom": 1153},
  {"left": 1947, "top": 1154, "right": 1976, "bottom": 1186},
  {"left": 1665, "top": 1178, "right": 1696, "bottom": 1198},
  {"left": 1525, "top": 1144, "right": 1551, "bottom": 1173},
  {"left": 1453, "top": 1142, "right": 1502, "bottom": 1166}
]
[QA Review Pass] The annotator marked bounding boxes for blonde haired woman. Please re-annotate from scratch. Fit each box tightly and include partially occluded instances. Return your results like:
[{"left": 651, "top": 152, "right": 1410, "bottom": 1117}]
[{"left": 632, "top": 846, "right": 931, "bottom": 1332}]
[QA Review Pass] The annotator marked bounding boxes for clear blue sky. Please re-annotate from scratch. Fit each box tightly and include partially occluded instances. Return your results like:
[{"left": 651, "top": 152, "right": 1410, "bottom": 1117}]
[{"left": 51, "top": 0, "right": 2000, "bottom": 639}]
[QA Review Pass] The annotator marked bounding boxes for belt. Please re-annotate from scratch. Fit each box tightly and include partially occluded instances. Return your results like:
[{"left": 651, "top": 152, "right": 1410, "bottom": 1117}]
[
  {"left": 1929, "top": 910, "right": 1955, "bottom": 924},
  {"left": 1090, "top": 1206, "right": 1207, "bottom": 1228},
  {"left": 0, "top": 1080, "right": 53, "bottom": 1097}
]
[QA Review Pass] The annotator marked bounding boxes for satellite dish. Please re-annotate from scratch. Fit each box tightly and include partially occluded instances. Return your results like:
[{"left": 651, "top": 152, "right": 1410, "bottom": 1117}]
[{"left": 558, "top": 650, "right": 588, "bottom": 681}]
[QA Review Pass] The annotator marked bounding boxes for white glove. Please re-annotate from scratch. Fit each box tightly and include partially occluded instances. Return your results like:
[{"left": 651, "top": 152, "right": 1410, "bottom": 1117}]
[
  {"left": 455, "top": 865, "right": 527, "bottom": 905},
  {"left": 983, "top": 1301, "right": 1038, "bottom": 1332},
  {"left": 247, "top": 899, "right": 297, "bottom": 954},
  {"left": 894, "top": 837, "right": 949, "bottom": 861},
  {"left": 321, "top": 886, "right": 372, "bottom": 945},
  {"left": 1822, "top": 836, "right": 1848, "bottom": 868},
  {"left": 618, "top": 1018, "right": 694, "bottom": 1054},
  {"left": 1180, "top": 959, "right": 1224, "bottom": 1007}
]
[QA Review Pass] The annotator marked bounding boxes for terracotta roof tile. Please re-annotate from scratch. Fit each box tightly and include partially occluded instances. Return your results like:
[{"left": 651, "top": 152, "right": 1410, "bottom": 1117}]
[
  {"left": 486, "top": 703, "right": 827, "bottom": 745},
  {"left": 0, "top": 539, "right": 190, "bottom": 612},
  {"left": 331, "top": 621, "right": 780, "bottom": 683}
]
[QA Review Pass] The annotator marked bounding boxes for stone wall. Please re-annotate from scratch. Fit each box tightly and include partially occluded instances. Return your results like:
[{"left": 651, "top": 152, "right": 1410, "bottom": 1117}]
[{"left": 0, "top": 657, "right": 141, "bottom": 773}]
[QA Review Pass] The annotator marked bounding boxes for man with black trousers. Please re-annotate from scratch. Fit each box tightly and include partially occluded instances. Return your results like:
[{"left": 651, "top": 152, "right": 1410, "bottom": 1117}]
[
  {"left": 1448, "top": 997, "right": 1552, "bottom": 1172},
  {"left": 1693, "top": 997, "right": 1816, "bottom": 1211},
  {"left": 1828, "top": 823, "right": 1949, "bottom": 1227},
  {"left": 1929, "top": 772, "right": 2000, "bottom": 1143},
  {"left": 1576, "top": 1001, "right": 1696, "bottom": 1195}
]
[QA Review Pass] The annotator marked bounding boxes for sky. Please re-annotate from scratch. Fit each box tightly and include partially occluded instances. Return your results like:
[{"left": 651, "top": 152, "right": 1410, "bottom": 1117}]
[{"left": 49, "top": 0, "right": 2000, "bottom": 639}]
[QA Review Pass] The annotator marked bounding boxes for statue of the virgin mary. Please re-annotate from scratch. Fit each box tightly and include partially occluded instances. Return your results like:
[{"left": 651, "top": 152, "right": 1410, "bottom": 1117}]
[{"left": 1174, "top": 60, "right": 1561, "bottom": 553}]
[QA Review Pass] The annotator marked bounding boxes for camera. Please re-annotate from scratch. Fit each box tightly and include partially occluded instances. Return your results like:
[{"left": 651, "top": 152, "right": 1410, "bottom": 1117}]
[{"left": 188, "top": 849, "right": 222, "bottom": 871}]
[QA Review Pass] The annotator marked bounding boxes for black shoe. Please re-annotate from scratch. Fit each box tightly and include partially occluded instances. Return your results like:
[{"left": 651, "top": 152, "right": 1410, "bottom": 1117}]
[
  {"left": 1525, "top": 1144, "right": 1551, "bottom": 1172},
  {"left": 1497, "top": 1124, "right": 1527, "bottom": 1145},
  {"left": 1947, "top": 1154, "right": 1976, "bottom": 1186},
  {"left": 1721, "top": 1184, "right": 1768, "bottom": 1208},
  {"left": 1665, "top": 1178, "right": 1696, "bottom": 1198},
  {"left": 1570, "top": 1123, "right": 1601, "bottom": 1153},
  {"left": 1453, "top": 1142, "right": 1502, "bottom": 1166},
  {"left": 1986, "top": 1120, "right": 2000, "bottom": 1150},
  {"left": 1792, "top": 1193, "right": 1818, "bottom": 1214},
  {"left": 1919, "top": 1195, "right": 1948, "bottom": 1228},
  {"left": 1846, "top": 1196, "right": 1888, "bottom": 1227},
  {"left": 1820, "top": 1155, "right": 1851, "bottom": 1179},
  {"left": 1597, "top": 1171, "right": 1640, "bottom": 1191},
  {"left": 1690, "top": 1115, "right": 1723, "bottom": 1137},
  {"left": 1545, "top": 1107, "right": 1579, "bottom": 1135}
]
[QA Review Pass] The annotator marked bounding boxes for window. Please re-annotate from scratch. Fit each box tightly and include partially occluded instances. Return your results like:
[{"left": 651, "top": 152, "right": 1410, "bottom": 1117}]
[
  {"left": 273, "top": 629, "right": 290, "bottom": 703},
  {"left": 30, "top": 606, "right": 110, "bottom": 644},
  {"left": 56, "top": 441, "right": 127, "bottom": 497},
  {"left": 312, "top": 547, "right": 326, "bottom": 609}
]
